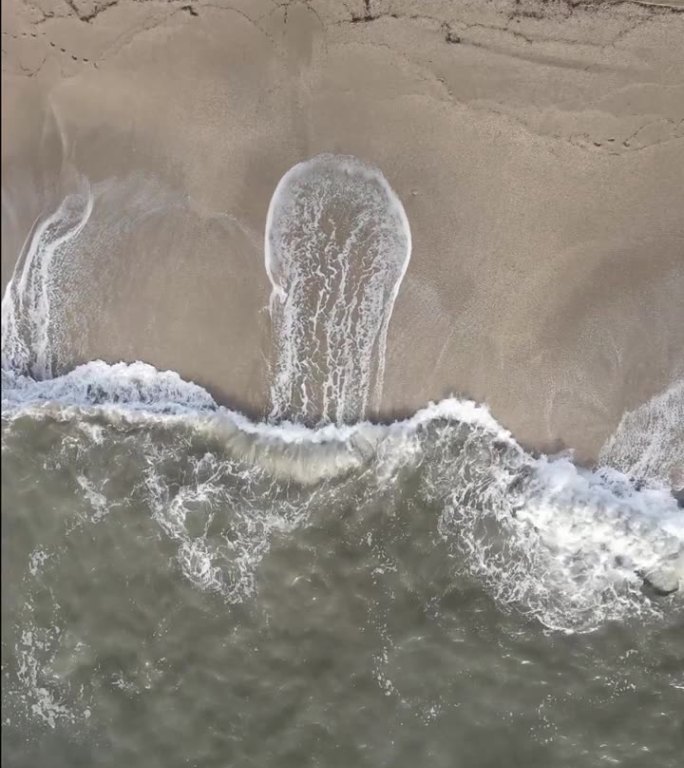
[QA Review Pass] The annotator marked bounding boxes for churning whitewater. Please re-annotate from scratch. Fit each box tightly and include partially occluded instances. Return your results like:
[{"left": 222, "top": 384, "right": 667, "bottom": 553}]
[{"left": 1, "top": 160, "right": 683, "bottom": 747}]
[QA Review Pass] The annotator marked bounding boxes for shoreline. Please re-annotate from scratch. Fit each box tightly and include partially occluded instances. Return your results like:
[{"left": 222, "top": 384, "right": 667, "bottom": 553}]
[{"left": 3, "top": 0, "right": 684, "bottom": 464}]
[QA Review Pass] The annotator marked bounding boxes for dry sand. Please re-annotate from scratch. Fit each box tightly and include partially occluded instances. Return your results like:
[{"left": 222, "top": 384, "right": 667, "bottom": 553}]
[{"left": 2, "top": 0, "right": 684, "bottom": 462}]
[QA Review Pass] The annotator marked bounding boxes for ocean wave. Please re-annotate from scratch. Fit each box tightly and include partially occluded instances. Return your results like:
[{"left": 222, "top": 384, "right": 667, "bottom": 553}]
[{"left": 2, "top": 359, "right": 682, "bottom": 633}]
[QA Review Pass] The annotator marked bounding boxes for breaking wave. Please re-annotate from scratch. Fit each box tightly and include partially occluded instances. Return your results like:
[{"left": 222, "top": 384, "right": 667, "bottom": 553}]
[{"left": 3, "top": 359, "right": 682, "bottom": 635}]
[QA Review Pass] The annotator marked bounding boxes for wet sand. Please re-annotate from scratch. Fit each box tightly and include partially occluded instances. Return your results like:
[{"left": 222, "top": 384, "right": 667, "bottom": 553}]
[{"left": 2, "top": 0, "right": 684, "bottom": 462}]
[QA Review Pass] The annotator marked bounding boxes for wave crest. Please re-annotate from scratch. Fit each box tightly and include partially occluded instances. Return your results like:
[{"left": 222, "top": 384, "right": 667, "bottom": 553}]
[{"left": 2, "top": 359, "right": 682, "bottom": 633}]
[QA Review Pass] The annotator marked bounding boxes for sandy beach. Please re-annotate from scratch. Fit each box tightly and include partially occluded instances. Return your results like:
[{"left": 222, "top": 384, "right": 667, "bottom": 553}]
[{"left": 2, "top": 0, "right": 684, "bottom": 461}]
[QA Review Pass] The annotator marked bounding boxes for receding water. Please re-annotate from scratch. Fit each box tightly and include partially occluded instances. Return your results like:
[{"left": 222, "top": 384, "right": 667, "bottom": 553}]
[{"left": 266, "top": 154, "right": 411, "bottom": 424}]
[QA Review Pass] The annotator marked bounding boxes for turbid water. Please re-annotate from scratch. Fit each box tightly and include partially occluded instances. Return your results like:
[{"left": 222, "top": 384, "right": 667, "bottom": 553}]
[{"left": 2, "top": 156, "right": 683, "bottom": 768}]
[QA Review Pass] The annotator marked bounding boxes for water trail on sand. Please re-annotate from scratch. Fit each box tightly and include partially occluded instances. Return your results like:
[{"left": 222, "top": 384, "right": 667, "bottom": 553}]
[
  {"left": 264, "top": 154, "right": 411, "bottom": 425},
  {"left": 599, "top": 381, "right": 684, "bottom": 492},
  {"left": 4, "top": 361, "right": 683, "bottom": 632},
  {"left": 1, "top": 182, "right": 93, "bottom": 379}
]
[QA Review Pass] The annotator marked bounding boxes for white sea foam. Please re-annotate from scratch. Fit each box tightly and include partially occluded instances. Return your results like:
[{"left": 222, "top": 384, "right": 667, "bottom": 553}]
[
  {"left": 2, "top": 174, "right": 184, "bottom": 386},
  {"left": 3, "top": 358, "right": 681, "bottom": 630},
  {"left": 1, "top": 182, "right": 93, "bottom": 379},
  {"left": 2, "top": 356, "right": 511, "bottom": 485},
  {"left": 421, "top": 416, "right": 682, "bottom": 632},
  {"left": 13, "top": 625, "right": 82, "bottom": 730},
  {"left": 75, "top": 475, "right": 110, "bottom": 523},
  {"left": 2, "top": 361, "right": 217, "bottom": 414},
  {"left": 441, "top": 455, "right": 681, "bottom": 632},
  {"left": 144, "top": 450, "right": 310, "bottom": 603},
  {"left": 265, "top": 154, "right": 411, "bottom": 424},
  {"left": 599, "top": 381, "right": 684, "bottom": 491}
]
